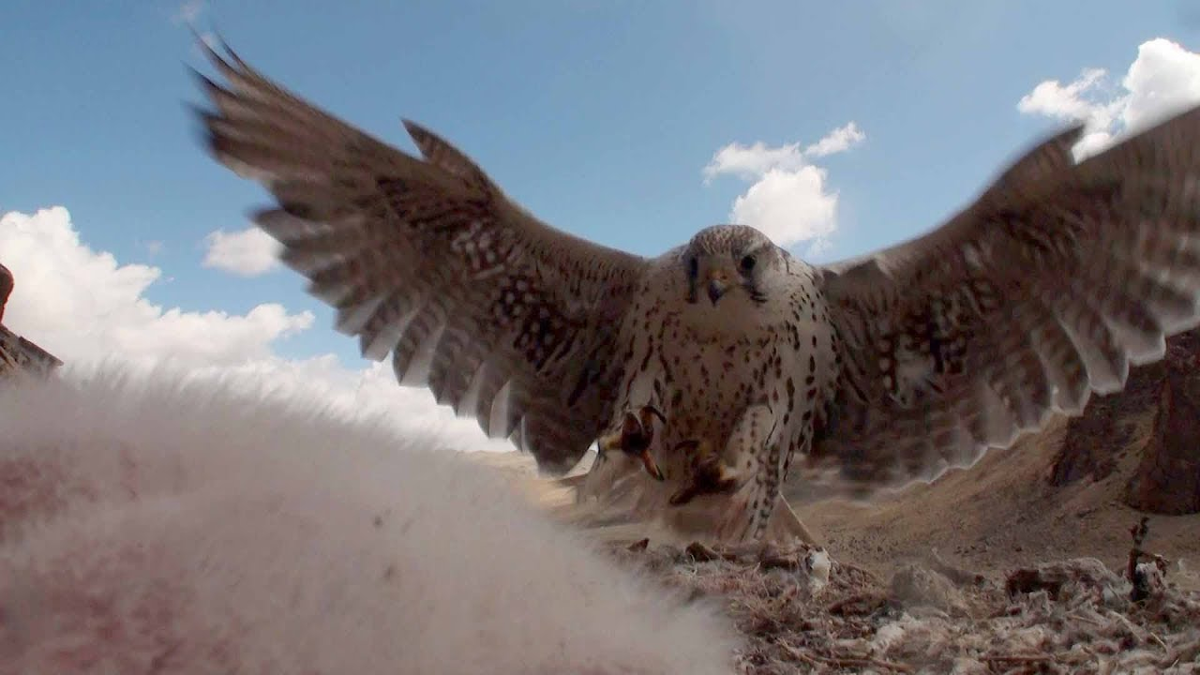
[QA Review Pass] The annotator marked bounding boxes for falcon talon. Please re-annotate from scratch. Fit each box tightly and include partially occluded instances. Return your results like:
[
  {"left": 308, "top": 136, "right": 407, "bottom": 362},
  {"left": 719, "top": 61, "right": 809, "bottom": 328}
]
[
  {"left": 597, "top": 405, "right": 667, "bottom": 481},
  {"left": 668, "top": 439, "right": 740, "bottom": 506}
]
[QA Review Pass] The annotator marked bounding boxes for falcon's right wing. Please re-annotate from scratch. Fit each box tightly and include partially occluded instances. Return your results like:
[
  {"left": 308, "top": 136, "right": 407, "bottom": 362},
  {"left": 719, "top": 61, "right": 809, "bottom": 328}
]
[
  {"left": 810, "top": 103, "right": 1200, "bottom": 497},
  {"left": 193, "top": 39, "right": 650, "bottom": 475}
]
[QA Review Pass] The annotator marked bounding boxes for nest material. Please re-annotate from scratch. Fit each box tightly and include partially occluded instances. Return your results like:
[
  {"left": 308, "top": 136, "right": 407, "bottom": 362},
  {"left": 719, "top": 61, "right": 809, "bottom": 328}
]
[{"left": 606, "top": 537, "right": 1200, "bottom": 674}]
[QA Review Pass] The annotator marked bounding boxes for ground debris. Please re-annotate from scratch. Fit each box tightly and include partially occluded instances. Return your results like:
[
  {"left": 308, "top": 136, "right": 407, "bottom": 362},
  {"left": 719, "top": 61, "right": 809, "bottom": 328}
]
[
  {"left": 1127, "top": 515, "right": 1173, "bottom": 603},
  {"left": 607, "top": 540, "right": 1200, "bottom": 674}
]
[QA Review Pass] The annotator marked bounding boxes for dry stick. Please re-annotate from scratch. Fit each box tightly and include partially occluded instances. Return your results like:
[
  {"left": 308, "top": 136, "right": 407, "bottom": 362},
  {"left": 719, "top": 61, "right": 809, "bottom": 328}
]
[
  {"left": 835, "top": 561, "right": 884, "bottom": 585},
  {"left": 1160, "top": 638, "right": 1200, "bottom": 668},
  {"left": 826, "top": 593, "right": 890, "bottom": 616},
  {"left": 779, "top": 643, "right": 914, "bottom": 673},
  {"left": 1127, "top": 516, "right": 1151, "bottom": 601},
  {"left": 982, "top": 654, "right": 1055, "bottom": 664},
  {"left": 685, "top": 541, "right": 734, "bottom": 563}
]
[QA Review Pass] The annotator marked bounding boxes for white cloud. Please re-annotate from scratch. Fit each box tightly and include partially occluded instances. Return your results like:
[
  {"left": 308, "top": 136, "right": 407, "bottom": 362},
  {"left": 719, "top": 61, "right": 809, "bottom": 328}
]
[
  {"left": 177, "top": 355, "right": 514, "bottom": 450},
  {"left": 1017, "top": 38, "right": 1200, "bottom": 159},
  {"left": 703, "top": 141, "right": 807, "bottom": 183},
  {"left": 1121, "top": 38, "right": 1200, "bottom": 130},
  {"left": 1, "top": 207, "right": 310, "bottom": 365},
  {"left": 704, "top": 121, "right": 864, "bottom": 250},
  {"left": 1017, "top": 68, "right": 1112, "bottom": 122},
  {"left": 803, "top": 121, "right": 866, "bottom": 158},
  {"left": 729, "top": 167, "right": 837, "bottom": 252},
  {"left": 1, "top": 205, "right": 516, "bottom": 454},
  {"left": 203, "top": 226, "right": 282, "bottom": 277}
]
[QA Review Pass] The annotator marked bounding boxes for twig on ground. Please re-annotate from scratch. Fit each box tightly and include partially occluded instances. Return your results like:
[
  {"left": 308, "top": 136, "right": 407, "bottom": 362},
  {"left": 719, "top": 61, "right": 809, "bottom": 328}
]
[
  {"left": 982, "top": 653, "right": 1054, "bottom": 664},
  {"left": 1159, "top": 638, "right": 1200, "bottom": 668},
  {"left": 1128, "top": 516, "right": 1151, "bottom": 601},
  {"left": 826, "top": 593, "right": 890, "bottom": 616},
  {"left": 685, "top": 541, "right": 730, "bottom": 563},
  {"left": 779, "top": 642, "right": 914, "bottom": 673}
]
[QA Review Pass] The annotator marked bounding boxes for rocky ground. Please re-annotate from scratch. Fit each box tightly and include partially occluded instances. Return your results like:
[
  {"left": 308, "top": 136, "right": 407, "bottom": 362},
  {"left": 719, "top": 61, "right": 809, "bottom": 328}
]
[{"left": 603, "top": 533, "right": 1200, "bottom": 674}]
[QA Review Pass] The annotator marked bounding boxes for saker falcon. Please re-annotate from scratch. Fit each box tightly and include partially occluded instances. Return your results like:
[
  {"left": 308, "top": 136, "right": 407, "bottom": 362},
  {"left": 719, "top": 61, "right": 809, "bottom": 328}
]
[{"left": 191, "top": 37, "right": 1200, "bottom": 544}]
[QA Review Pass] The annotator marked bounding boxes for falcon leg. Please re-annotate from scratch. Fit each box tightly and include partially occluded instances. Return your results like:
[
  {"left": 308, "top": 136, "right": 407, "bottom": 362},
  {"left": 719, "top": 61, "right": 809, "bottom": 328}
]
[{"left": 715, "top": 404, "right": 783, "bottom": 544}]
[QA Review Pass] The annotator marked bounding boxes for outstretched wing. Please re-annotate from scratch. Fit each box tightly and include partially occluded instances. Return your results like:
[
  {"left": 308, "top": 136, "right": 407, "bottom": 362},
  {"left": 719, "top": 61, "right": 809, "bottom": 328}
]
[
  {"left": 192, "top": 39, "right": 649, "bottom": 475},
  {"left": 812, "top": 104, "right": 1200, "bottom": 495}
]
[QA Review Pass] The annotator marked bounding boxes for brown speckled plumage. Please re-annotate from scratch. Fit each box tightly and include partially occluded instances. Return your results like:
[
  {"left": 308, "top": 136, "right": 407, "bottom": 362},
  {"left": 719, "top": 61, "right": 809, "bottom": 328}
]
[{"left": 193, "top": 37, "right": 1200, "bottom": 544}]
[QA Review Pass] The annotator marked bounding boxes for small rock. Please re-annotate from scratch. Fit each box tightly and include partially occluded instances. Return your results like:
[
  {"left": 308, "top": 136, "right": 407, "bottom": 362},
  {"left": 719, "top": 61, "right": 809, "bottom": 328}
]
[
  {"left": 1005, "top": 557, "right": 1120, "bottom": 600},
  {"left": 889, "top": 563, "right": 968, "bottom": 615}
]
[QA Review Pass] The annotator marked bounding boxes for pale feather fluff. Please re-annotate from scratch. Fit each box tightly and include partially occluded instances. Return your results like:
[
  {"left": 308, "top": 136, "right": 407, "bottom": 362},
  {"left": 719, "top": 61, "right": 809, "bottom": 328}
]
[{"left": 0, "top": 361, "right": 736, "bottom": 674}]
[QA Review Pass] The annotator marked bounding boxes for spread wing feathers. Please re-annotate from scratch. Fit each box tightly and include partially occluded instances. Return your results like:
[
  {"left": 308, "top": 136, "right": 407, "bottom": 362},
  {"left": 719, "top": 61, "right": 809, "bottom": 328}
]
[
  {"left": 192, "top": 38, "right": 649, "bottom": 474},
  {"left": 813, "top": 103, "right": 1200, "bottom": 495}
]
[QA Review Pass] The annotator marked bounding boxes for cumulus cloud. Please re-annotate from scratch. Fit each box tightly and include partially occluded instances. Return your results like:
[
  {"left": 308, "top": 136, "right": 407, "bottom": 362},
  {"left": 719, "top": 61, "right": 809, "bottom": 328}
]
[
  {"left": 1, "top": 207, "right": 309, "bottom": 365},
  {"left": 203, "top": 226, "right": 282, "bottom": 276},
  {"left": 704, "top": 122, "right": 864, "bottom": 251},
  {"left": 176, "top": 355, "right": 516, "bottom": 450},
  {"left": 728, "top": 167, "right": 837, "bottom": 250},
  {"left": 703, "top": 141, "right": 808, "bottom": 183},
  {"left": 1, "top": 205, "right": 518, "bottom": 453},
  {"left": 1017, "top": 38, "right": 1200, "bottom": 159},
  {"left": 803, "top": 121, "right": 866, "bottom": 158}
]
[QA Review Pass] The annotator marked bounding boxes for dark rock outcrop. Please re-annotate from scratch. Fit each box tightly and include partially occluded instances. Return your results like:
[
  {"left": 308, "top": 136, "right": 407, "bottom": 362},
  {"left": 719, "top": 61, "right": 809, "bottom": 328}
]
[
  {"left": 1126, "top": 332, "right": 1200, "bottom": 514},
  {"left": 0, "top": 263, "right": 63, "bottom": 379},
  {"left": 0, "top": 262, "right": 12, "bottom": 323},
  {"left": 1050, "top": 328, "right": 1200, "bottom": 515}
]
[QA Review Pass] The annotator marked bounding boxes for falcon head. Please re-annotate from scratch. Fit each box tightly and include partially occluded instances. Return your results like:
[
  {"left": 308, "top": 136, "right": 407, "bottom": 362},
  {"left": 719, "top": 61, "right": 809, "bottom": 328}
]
[{"left": 682, "top": 225, "right": 784, "bottom": 309}]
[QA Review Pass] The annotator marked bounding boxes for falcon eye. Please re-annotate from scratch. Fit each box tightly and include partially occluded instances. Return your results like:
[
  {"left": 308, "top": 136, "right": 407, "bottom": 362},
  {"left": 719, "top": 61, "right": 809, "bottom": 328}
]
[{"left": 739, "top": 254, "right": 756, "bottom": 273}]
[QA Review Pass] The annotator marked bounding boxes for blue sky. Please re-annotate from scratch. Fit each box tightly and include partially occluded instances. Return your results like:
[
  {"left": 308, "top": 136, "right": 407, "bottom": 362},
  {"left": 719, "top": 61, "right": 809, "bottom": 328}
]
[{"left": 2, "top": 0, "right": 1197, "bottom": 372}]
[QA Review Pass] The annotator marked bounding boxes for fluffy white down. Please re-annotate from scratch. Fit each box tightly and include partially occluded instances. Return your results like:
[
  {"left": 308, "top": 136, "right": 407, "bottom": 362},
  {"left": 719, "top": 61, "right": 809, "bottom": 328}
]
[{"left": 0, "top": 361, "right": 736, "bottom": 675}]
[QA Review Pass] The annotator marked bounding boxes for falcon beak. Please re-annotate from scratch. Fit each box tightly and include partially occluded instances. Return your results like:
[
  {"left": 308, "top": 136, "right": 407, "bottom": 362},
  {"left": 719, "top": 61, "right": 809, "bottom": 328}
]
[
  {"left": 640, "top": 449, "right": 665, "bottom": 481},
  {"left": 706, "top": 269, "right": 731, "bottom": 305}
]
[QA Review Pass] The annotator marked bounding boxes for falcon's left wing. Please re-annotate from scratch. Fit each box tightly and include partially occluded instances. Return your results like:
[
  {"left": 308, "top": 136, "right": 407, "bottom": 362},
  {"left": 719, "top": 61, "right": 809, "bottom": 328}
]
[
  {"left": 811, "top": 104, "right": 1200, "bottom": 496},
  {"left": 190, "top": 39, "right": 651, "bottom": 475}
]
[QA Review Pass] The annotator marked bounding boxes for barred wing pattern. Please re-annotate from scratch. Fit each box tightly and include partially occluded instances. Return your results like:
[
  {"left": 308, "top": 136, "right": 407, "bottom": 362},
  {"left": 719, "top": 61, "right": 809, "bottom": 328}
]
[
  {"left": 193, "top": 40, "right": 649, "bottom": 474},
  {"left": 815, "top": 105, "right": 1200, "bottom": 494}
]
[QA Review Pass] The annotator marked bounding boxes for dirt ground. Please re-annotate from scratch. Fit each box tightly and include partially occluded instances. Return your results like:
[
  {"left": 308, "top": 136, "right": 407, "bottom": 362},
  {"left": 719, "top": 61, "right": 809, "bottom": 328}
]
[
  {"left": 794, "top": 414, "right": 1200, "bottom": 594},
  {"left": 474, "top": 412, "right": 1200, "bottom": 673}
]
